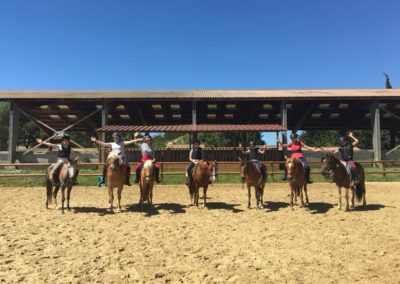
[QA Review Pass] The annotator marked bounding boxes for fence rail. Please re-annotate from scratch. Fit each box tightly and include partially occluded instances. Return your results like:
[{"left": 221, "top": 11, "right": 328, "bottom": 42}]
[{"left": 0, "top": 160, "right": 398, "bottom": 181}]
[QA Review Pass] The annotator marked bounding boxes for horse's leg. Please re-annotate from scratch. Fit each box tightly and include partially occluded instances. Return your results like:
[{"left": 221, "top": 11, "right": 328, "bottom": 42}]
[
  {"left": 149, "top": 184, "right": 153, "bottom": 205},
  {"left": 290, "top": 185, "right": 294, "bottom": 207},
  {"left": 247, "top": 185, "right": 251, "bottom": 209},
  {"left": 53, "top": 184, "right": 60, "bottom": 209},
  {"left": 203, "top": 186, "right": 207, "bottom": 208},
  {"left": 299, "top": 185, "right": 305, "bottom": 208},
  {"left": 66, "top": 186, "right": 72, "bottom": 211},
  {"left": 109, "top": 186, "right": 114, "bottom": 213},
  {"left": 259, "top": 184, "right": 264, "bottom": 208},
  {"left": 194, "top": 186, "right": 199, "bottom": 207},
  {"left": 363, "top": 184, "right": 367, "bottom": 206},
  {"left": 116, "top": 185, "right": 122, "bottom": 212},
  {"left": 304, "top": 184, "right": 309, "bottom": 205},
  {"left": 350, "top": 187, "right": 355, "bottom": 210},
  {"left": 337, "top": 186, "right": 342, "bottom": 210},
  {"left": 60, "top": 186, "right": 66, "bottom": 214},
  {"left": 344, "top": 187, "right": 350, "bottom": 212}
]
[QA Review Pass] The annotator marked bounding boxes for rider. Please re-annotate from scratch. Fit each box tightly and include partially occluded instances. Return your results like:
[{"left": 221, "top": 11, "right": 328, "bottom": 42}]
[
  {"left": 185, "top": 139, "right": 203, "bottom": 185},
  {"left": 36, "top": 134, "right": 78, "bottom": 185},
  {"left": 277, "top": 133, "right": 318, "bottom": 184},
  {"left": 332, "top": 131, "right": 360, "bottom": 186},
  {"left": 91, "top": 132, "right": 135, "bottom": 186},
  {"left": 133, "top": 134, "right": 161, "bottom": 183},
  {"left": 238, "top": 141, "right": 267, "bottom": 182}
]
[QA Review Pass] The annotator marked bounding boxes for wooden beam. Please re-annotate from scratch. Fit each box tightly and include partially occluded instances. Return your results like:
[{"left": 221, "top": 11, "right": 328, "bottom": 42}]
[
  {"left": 293, "top": 104, "right": 315, "bottom": 131},
  {"left": 370, "top": 100, "right": 382, "bottom": 162},
  {"left": 8, "top": 101, "right": 20, "bottom": 163}
]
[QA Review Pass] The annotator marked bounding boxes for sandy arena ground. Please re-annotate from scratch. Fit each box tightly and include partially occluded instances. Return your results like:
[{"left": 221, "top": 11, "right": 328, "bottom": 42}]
[{"left": 0, "top": 182, "right": 399, "bottom": 283}]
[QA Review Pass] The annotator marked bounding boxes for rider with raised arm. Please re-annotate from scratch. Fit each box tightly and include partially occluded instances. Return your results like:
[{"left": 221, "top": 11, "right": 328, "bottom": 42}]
[
  {"left": 186, "top": 139, "right": 203, "bottom": 185},
  {"left": 132, "top": 134, "right": 161, "bottom": 183},
  {"left": 277, "top": 133, "right": 318, "bottom": 184},
  {"left": 239, "top": 141, "right": 267, "bottom": 182},
  {"left": 332, "top": 131, "right": 360, "bottom": 186},
  {"left": 36, "top": 134, "right": 78, "bottom": 185},
  {"left": 91, "top": 132, "right": 135, "bottom": 186}
]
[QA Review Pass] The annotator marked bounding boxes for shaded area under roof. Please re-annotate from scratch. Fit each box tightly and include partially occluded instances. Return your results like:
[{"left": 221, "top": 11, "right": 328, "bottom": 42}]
[{"left": 97, "top": 124, "right": 286, "bottom": 133}]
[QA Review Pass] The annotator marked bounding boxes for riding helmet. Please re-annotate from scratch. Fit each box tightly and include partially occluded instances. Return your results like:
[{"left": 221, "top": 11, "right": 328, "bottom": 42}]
[
  {"left": 62, "top": 134, "right": 70, "bottom": 141},
  {"left": 192, "top": 139, "right": 201, "bottom": 145},
  {"left": 290, "top": 133, "right": 298, "bottom": 139},
  {"left": 144, "top": 135, "right": 153, "bottom": 141},
  {"left": 249, "top": 141, "right": 255, "bottom": 147},
  {"left": 112, "top": 132, "right": 121, "bottom": 138}
]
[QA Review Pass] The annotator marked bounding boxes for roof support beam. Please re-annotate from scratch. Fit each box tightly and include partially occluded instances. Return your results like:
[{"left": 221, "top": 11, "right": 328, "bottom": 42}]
[
  {"left": 370, "top": 100, "right": 382, "bottom": 163},
  {"left": 293, "top": 104, "right": 315, "bottom": 131},
  {"left": 280, "top": 101, "right": 288, "bottom": 157},
  {"left": 8, "top": 101, "right": 20, "bottom": 163}
]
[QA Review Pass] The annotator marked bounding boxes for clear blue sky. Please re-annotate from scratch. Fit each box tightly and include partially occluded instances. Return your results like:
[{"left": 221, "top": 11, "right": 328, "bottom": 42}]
[{"left": 0, "top": 0, "right": 399, "bottom": 90}]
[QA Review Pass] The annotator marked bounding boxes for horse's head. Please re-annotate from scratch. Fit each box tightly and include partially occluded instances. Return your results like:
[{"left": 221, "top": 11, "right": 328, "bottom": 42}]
[
  {"left": 107, "top": 151, "right": 122, "bottom": 172},
  {"left": 321, "top": 153, "right": 338, "bottom": 180},
  {"left": 285, "top": 158, "right": 295, "bottom": 181},
  {"left": 208, "top": 160, "right": 218, "bottom": 185},
  {"left": 67, "top": 157, "right": 79, "bottom": 179},
  {"left": 142, "top": 160, "right": 154, "bottom": 184}
]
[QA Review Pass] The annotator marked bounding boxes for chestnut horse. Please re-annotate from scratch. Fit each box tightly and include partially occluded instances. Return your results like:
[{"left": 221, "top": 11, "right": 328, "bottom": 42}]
[
  {"left": 321, "top": 154, "right": 366, "bottom": 211},
  {"left": 188, "top": 160, "right": 217, "bottom": 208},
  {"left": 106, "top": 151, "right": 126, "bottom": 212},
  {"left": 139, "top": 160, "right": 154, "bottom": 206},
  {"left": 285, "top": 157, "right": 309, "bottom": 208},
  {"left": 45, "top": 157, "right": 79, "bottom": 214},
  {"left": 242, "top": 160, "right": 265, "bottom": 209}
]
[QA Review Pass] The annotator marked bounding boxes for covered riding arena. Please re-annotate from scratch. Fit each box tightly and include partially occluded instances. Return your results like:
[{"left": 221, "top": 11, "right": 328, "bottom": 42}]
[{"left": 0, "top": 89, "right": 399, "bottom": 283}]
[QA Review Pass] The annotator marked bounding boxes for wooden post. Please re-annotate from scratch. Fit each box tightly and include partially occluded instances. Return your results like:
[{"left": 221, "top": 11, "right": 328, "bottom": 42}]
[
  {"left": 370, "top": 100, "right": 382, "bottom": 166},
  {"left": 280, "top": 101, "right": 288, "bottom": 157},
  {"left": 8, "top": 101, "right": 20, "bottom": 163},
  {"left": 100, "top": 100, "right": 108, "bottom": 163},
  {"left": 192, "top": 100, "right": 197, "bottom": 142}
]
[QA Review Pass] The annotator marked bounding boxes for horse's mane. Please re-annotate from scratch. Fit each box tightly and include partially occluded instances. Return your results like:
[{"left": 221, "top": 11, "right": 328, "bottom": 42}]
[
  {"left": 107, "top": 151, "right": 122, "bottom": 163},
  {"left": 143, "top": 160, "right": 153, "bottom": 169}
]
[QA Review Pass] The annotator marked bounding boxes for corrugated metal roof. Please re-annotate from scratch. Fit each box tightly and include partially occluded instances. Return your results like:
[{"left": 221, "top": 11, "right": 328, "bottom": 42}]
[
  {"left": 97, "top": 124, "right": 285, "bottom": 132},
  {"left": 0, "top": 89, "right": 399, "bottom": 100}
]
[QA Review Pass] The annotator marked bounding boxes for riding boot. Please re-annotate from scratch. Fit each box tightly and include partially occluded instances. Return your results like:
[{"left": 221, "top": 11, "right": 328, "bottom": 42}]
[
  {"left": 135, "top": 167, "right": 140, "bottom": 183},
  {"left": 305, "top": 167, "right": 313, "bottom": 184},
  {"left": 125, "top": 166, "right": 131, "bottom": 186},
  {"left": 73, "top": 169, "right": 79, "bottom": 185},
  {"left": 101, "top": 164, "right": 107, "bottom": 185},
  {"left": 155, "top": 167, "right": 161, "bottom": 183}
]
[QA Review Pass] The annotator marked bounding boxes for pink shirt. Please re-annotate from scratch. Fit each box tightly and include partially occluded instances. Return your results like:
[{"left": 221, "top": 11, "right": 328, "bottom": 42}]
[{"left": 288, "top": 141, "right": 304, "bottom": 158}]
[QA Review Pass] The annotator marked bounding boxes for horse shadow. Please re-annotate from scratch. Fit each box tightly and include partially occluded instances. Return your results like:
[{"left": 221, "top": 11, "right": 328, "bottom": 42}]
[
  {"left": 263, "top": 201, "right": 289, "bottom": 212},
  {"left": 73, "top": 206, "right": 114, "bottom": 215},
  {"left": 205, "top": 202, "right": 244, "bottom": 213},
  {"left": 125, "top": 203, "right": 160, "bottom": 216},
  {"left": 352, "top": 204, "right": 385, "bottom": 211},
  {"left": 307, "top": 202, "right": 334, "bottom": 214}
]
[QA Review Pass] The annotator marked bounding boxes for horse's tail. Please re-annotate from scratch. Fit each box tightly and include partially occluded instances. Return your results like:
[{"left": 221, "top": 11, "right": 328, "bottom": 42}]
[{"left": 355, "top": 163, "right": 365, "bottom": 202}]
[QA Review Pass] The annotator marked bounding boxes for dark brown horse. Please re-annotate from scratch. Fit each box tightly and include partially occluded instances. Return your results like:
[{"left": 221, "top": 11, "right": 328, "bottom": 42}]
[
  {"left": 45, "top": 157, "right": 79, "bottom": 214},
  {"left": 321, "top": 154, "right": 366, "bottom": 211},
  {"left": 139, "top": 160, "right": 154, "bottom": 206},
  {"left": 242, "top": 160, "right": 265, "bottom": 209},
  {"left": 188, "top": 160, "right": 217, "bottom": 208},
  {"left": 285, "top": 157, "right": 309, "bottom": 207},
  {"left": 106, "top": 151, "right": 126, "bottom": 212}
]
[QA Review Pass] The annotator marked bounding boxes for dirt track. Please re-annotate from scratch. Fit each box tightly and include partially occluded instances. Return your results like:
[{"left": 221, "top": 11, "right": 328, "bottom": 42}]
[{"left": 0, "top": 182, "right": 399, "bottom": 283}]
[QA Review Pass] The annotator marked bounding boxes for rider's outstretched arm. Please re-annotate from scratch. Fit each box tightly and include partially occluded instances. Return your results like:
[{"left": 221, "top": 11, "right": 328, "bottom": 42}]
[
  {"left": 90, "top": 136, "right": 112, "bottom": 148},
  {"left": 36, "top": 138, "right": 59, "bottom": 150},
  {"left": 348, "top": 132, "right": 359, "bottom": 147}
]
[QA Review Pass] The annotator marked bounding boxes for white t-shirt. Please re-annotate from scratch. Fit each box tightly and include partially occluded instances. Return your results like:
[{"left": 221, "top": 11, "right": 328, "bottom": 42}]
[{"left": 110, "top": 141, "right": 126, "bottom": 159}]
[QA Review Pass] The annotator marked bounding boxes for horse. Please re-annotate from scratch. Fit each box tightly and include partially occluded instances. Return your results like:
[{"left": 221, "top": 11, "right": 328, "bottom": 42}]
[
  {"left": 45, "top": 157, "right": 79, "bottom": 214},
  {"left": 321, "top": 154, "right": 366, "bottom": 211},
  {"left": 106, "top": 151, "right": 126, "bottom": 212},
  {"left": 188, "top": 160, "right": 217, "bottom": 208},
  {"left": 242, "top": 159, "right": 266, "bottom": 209},
  {"left": 139, "top": 160, "right": 154, "bottom": 206},
  {"left": 285, "top": 157, "right": 309, "bottom": 208}
]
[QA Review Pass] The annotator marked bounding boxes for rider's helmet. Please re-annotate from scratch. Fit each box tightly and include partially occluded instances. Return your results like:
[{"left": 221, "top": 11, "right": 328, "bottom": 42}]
[
  {"left": 290, "top": 133, "right": 298, "bottom": 140},
  {"left": 62, "top": 134, "right": 70, "bottom": 141},
  {"left": 192, "top": 139, "right": 201, "bottom": 145},
  {"left": 249, "top": 141, "right": 255, "bottom": 147},
  {"left": 112, "top": 132, "right": 121, "bottom": 139},
  {"left": 144, "top": 135, "right": 153, "bottom": 142},
  {"left": 339, "top": 136, "right": 350, "bottom": 144}
]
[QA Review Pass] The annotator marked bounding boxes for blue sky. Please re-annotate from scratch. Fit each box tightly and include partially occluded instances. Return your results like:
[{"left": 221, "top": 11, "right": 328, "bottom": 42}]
[{"left": 0, "top": 0, "right": 399, "bottom": 90}]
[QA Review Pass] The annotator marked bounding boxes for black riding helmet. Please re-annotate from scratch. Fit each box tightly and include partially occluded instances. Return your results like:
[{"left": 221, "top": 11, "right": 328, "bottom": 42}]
[
  {"left": 339, "top": 136, "right": 350, "bottom": 143},
  {"left": 249, "top": 141, "right": 255, "bottom": 147},
  {"left": 62, "top": 134, "right": 70, "bottom": 141},
  {"left": 192, "top": 139, "right": 201, "bottom": 145},
  {"left": 290, "top": 133, "right": 298, "bottom": 139},
  {"left": 112, "top": 132, "right": 121, "bottom": 138}
]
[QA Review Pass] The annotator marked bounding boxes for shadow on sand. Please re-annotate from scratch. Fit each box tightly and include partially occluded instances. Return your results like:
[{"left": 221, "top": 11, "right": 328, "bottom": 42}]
[
  {"left": 307, "top": 202, "right": 334, "bottom": 214},
  {"left": 205, "top": 202, "right": 244, "bottom": 213},
  {"left": 352, "top": 203, "right": 385, "bottom": 211},
  {"left": 73, "top": 206, "right": 114, "bottom": 215},
  {"left": 264, "top": 201, "right": 290, "bottom": 212}
]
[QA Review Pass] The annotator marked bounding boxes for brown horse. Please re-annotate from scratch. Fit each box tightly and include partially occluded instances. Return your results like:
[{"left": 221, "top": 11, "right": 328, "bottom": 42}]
[
  {"left": 321, "top": 154, "right": 366, "bottom": 211},
  {"left": 285, "top": 157, "right": 309, "bottom": 208},
  {"left": 188, "top": 160, "right": 217, "bottom": 208},
  {"left": 45, "top": 157, "right": 79, "bottom": 214},
  {"left": 242, "top": 160, "right": 265, "bottom": 209},
  {"left": 139, "top": 160, "right": 154, "bottom": 206},
  {"left": 106, "top": 151, "right": 126, "bottom": 212}
]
